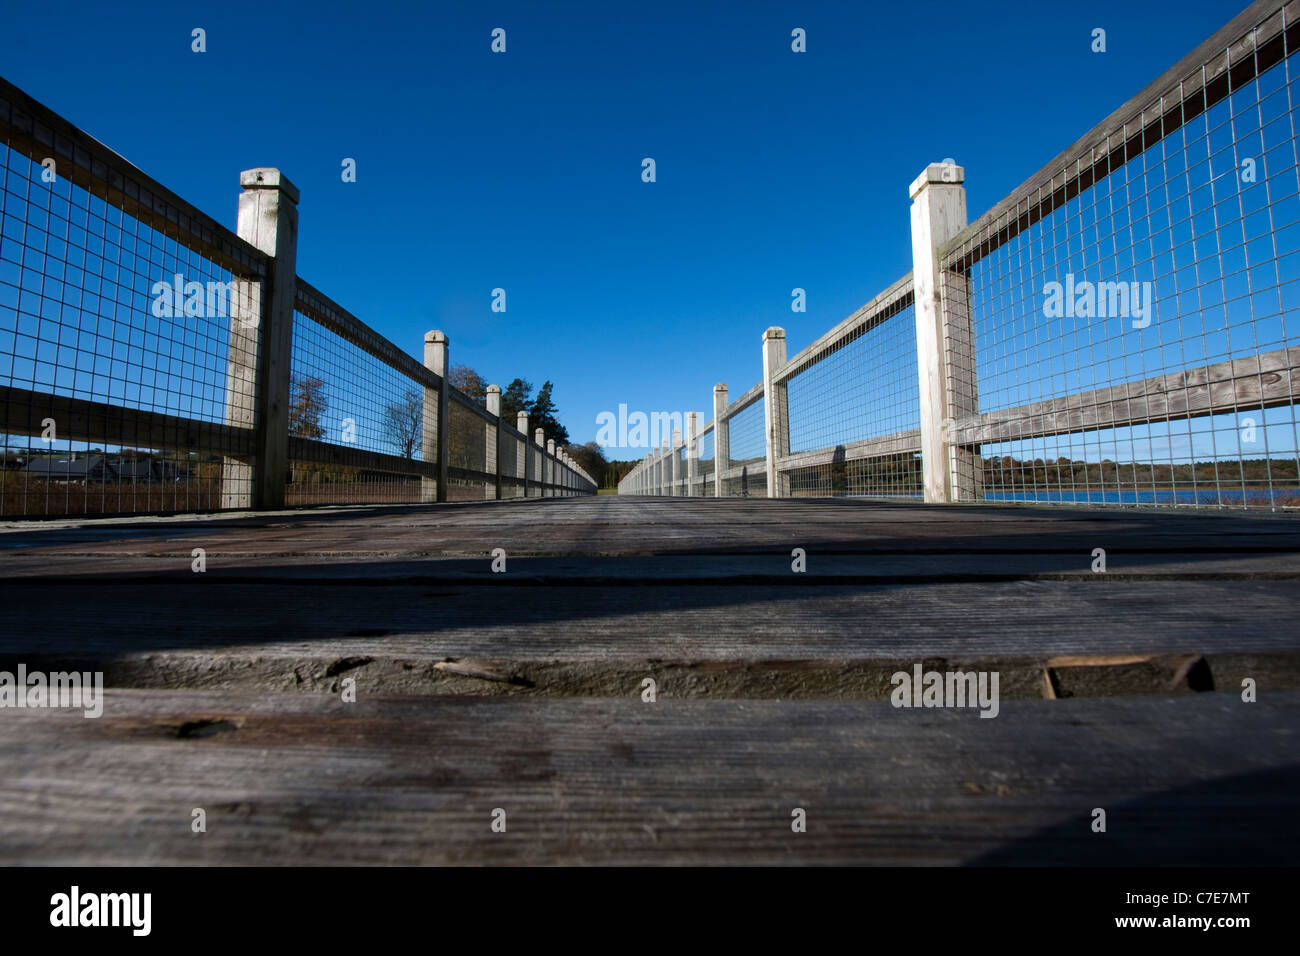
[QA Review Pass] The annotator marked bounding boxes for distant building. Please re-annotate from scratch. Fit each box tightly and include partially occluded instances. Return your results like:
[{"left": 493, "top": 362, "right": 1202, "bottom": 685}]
[{"left": 21, "top": 455, "right": 193, "bottom": 483}]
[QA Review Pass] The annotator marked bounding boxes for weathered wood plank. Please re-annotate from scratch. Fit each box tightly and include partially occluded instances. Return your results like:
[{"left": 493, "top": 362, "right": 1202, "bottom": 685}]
[
  {"left": 0, "top": 385, "right": 255, "bottom": 455},
  {"left": 0, "top": 498, "right": 1294, "bottom": 692},
  {"left": 722, "top": 383, "right": 764, "bottom": 418},
  {"left": 952, "top": 345, "right": 1300, "bottom": 444},
  {"left": 5, "top": 551, "right": 1300, "bottom": 581},
  {"left": 0, "top": 578, "right": 1296, "bottom": 662},
  {"left": 0, "top": 691, "right": 1293, "bottom": 865},
  {"left": 288, "top": 435, "right": 434, "bottom": 477},
  {"left": 777, "top": 430, "right": 921, "bottom": 470},
  {"left": 6, "top": 496, "right": 1300, "bottom": 560}
]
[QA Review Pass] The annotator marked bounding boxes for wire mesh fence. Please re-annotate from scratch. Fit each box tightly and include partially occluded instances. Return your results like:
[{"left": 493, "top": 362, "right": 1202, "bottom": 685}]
[
  {"left": 1, "top": 100, "right": 263, "bottom": 516},
  {"left": 286, "top": 304, "right": 427, "bottom": 505},
  {"left": 0, "top": 76, "right": 593, "bottom": 518},
  {"left": 721, "top": 397, "right": 766, "bottom": 497},
  {"left": 785, "top": 453, "right": 924, "bottom": 498},
  {"left": 942, "top": 0, "right": 1300, "bottom": 508},
  {"left": 781, "top": 286, "right": 922, "bottom": 498},
  {"left": 447, "top": 393, "right": 492, "bottom": 501},
  {"left": 697, "top": 425, "right": 715, "bottom": 496},
  {"left": 621, "top": 0, "right": 1300, "bottom": 510},
  {"left": 500, "top": 425, "right": 525, "bottom": 499},
  {"left": 787, "top": 303, "right": 919, "bottom": 453}
]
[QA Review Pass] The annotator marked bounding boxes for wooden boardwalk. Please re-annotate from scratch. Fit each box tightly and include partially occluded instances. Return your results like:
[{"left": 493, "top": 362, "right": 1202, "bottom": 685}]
[{"left": 1, "top": 496, "right": 1298, "bottom": 863}]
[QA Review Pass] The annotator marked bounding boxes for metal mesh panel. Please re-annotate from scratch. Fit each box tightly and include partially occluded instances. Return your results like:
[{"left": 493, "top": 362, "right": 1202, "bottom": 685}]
[
  {"left": 448, "top": 395, "right": 490, "bottom": 500},
  {"left": 722, "top": 399, "right": 766, "bottom": 497},
  {"left": 500, "top": 426, "right": 523, "bottom": 498},
  {"left": 281, "top": 461, "right": 422, "bottom": 505},
  {"left": 726, "top": 401, "right": 764, "bottom": 462},
  {"left": 698, "top": 429, "right": 714, "bottom": 461},
  {"left": 289, "top": 311, "right": 426, "bottom": 457},
  {"left": 286, "top": 310, "right": 425, "bottom": 504},
  {"left": 786, "top": 302, "right": 919, "bottom": 452},
  {"left": 524, "top": 439, "right": 538, "bottom": 496},
  {"left": 1, "top": 75, "right": 594, "bottom": 516},
  {"left": 787, "top": 453, "right": 923, "bottom": 498},
  {"left": 979, "top": 408, "right": 1298, "bottom": 506},
  {"left": 776, "top": 291, "right": 922, "bottom": 498},
  {"left": 0, "top": 141, "right": 259, "bottom": 516},
  {"left": 944, "top": 29, "right": 1300, "bottom": 508},
  {"left": 724, "top": 465, "right": 766, "bottom": 498},
  {"left": 697, "top": 427, "right": 714, "bottom": 495}
]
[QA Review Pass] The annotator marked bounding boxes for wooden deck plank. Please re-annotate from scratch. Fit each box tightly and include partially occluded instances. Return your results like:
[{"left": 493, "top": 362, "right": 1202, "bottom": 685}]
[
  {"left": 0, "top": 497, "right": 1295, "bottom": 694},
  {"left": 1, "top": 578, "right": 1298, "bottom": 661},
  {"left": 0, "top": 690, "right": 1294, "bottom": 865},
  {"left": 1, "top": 497, "right": 1295, "bottom": 864},
  {"left": 5, "top": 551, "right": 1300, "bottom": 580},
  {"left": 5, "top": 497, "right": 1300, "bottom": 562}
]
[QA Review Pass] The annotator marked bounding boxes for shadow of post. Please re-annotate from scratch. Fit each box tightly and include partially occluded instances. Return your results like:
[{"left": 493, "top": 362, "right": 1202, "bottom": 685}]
[{"left": 831, "top": 445, "right": 847, "bottom": 496}]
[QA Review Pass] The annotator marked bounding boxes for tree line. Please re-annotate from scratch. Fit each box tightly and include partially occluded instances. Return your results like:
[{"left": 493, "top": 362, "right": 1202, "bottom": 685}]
[{"left": 287, "top": 367, "right": 637, "bottom": 489}]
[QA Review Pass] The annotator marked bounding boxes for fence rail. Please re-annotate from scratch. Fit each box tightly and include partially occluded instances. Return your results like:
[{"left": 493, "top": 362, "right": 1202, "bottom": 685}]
[
  {"left": 622, "top": 0, "right": 1300, "bottom": 510},
  {"left": 0, "top": 75, "right": 593, "bottom": 517}
]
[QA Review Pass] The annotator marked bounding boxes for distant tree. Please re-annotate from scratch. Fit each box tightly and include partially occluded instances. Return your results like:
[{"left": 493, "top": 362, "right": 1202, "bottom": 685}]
[
  {"left": 501, "top": 378, "right": 533, "bottom": 419},
  {"left": 564, "top": 441, "right": 608, "bottom": 485},
  {"left": 480, "top": 376, "right": 578, "bottom": 448},
  {"left": 449, "top": 364, "right": 488, "bottom": 407},
  {"left": 529, "top": 381, "right": 569, "bottom": 445},
  {"left": 383, "top": 389, "right": 422, "bottom": 459},
  {"left": 606, "top": 459, "right": 636, "bottom": 488},
  {"left": 289, "top": 376, "right": 327, "bottom": 439}
]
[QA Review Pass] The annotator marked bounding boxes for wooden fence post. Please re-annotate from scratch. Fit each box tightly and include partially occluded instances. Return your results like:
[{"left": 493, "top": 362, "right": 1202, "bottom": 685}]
[
  {"left": 909, "top": 162, "right": 977, "bottom": 503},
  {"left": 423, "top": 330, "right": 449, "bottom": 502},
  {"left": 224, "top": 168, "right": 298, "bottom": 509}
]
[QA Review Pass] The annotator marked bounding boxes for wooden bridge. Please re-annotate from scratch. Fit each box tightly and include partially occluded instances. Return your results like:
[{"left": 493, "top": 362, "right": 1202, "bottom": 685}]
[
  {"left": 1, "top": 0, "right": 1299, "bottom": 874},
  {"left": 1, "top": 496, "right": 1297, "bottom": 864}
]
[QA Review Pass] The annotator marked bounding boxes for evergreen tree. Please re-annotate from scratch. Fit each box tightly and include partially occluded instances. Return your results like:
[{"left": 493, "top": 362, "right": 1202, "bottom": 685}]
[
  {"left": 529, "top": 381, "right": 569, "bottom": 445},
  {"left": 501, "top": 378, "right": 533, "bottom": 418}
]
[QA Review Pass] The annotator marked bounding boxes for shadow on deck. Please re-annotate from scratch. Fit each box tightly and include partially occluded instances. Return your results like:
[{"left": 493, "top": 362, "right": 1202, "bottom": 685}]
[{"left": 1, "top": 496, "right": 1297, "bottom": 864}]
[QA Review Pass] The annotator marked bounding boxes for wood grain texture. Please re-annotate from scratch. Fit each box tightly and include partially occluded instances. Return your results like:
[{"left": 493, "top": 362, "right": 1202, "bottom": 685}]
[
  {"left": 0, "top": 497, "right": 1296, "bottom": 863},
  {"left": 0, "top": 497, "right": 1296, "bottom": 680},
  {"left": 0, "top": 384, "right": 255, "bottom": 453},
  {"left": 951, "top": 345, "right": 1300, "bottom": 444},
  {"left": 0, "top": 690, "right": 1294, "bottom": 865},
  {"left": 6, "top": 495, "right": 1300, "bottom": 558}
]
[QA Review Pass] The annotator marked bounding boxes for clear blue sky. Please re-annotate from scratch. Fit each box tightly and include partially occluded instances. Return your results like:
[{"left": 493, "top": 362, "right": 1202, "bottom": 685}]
[{"left": 0, "top": 0, "right": 1248, "bottom": 455}]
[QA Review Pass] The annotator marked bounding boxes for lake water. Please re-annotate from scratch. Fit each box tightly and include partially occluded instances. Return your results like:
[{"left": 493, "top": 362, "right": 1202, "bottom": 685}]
[{"left": 983, "top": 488, "right": 1290, "bottom": 506}]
